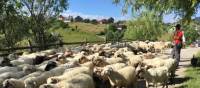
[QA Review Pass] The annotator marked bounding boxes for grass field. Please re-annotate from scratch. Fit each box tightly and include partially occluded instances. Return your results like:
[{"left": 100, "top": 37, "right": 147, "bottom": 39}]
[
  {"left": 180, "top": 67, "right": 200, "bottom": 88},
  {"left": 69, "top": 22, "right": 106, "bottom": 34},
  {"left": 52, "top": 28, "right": 104, "bottom": 43}
]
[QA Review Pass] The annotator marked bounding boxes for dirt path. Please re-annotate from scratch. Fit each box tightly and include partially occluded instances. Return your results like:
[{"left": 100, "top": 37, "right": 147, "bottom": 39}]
[{"left": 164, "top": 47, "right": 200, "bottom": 88}]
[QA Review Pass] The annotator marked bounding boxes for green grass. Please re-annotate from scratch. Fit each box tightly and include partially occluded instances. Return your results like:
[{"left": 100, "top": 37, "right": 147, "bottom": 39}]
[
  {"left": 53, "top": 28, "right": 104, "bottom": 43},
  {"left": 69, "top": 22, "right": 106, "bottom": 34},
  {"left": 179, "top": 67, "right": 200, "bottom": 88}
]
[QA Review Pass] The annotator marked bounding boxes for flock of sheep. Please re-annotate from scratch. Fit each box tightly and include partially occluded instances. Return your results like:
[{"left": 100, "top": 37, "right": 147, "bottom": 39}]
[{"left": 0, "top": 41, "right": 177, "bottom": 88}]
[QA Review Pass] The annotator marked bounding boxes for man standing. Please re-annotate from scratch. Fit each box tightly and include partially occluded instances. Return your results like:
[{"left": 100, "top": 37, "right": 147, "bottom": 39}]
[{"left": 172, "top": 24, "right": 183, "bottom": 66}]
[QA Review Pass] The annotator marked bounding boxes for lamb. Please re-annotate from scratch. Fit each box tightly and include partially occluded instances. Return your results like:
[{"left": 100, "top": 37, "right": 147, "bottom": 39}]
[
  {"left": 101, "top": 66, "right": 137, "bottom": 88},
  {"left": 47, "top": 62, "right": 94, "bottom": 84},
  {"left": 24, "top": 65, "right": 74, "bottom": 88},
  {"left": 139, "top": 66, "right": 169, "bottom": 88},
  {"left": 40, "top": 73, "right": 95, "bottom": 88},
  {"left": 2, "top": 71, "right": 43, "bottom": 88}
]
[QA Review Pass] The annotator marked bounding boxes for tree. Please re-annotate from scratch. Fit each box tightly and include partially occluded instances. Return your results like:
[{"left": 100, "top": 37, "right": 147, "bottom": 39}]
[
  {"left": 105, "top": 24, "right": 125, "bottom": 42},
  {"left": 91, "top": 19, "right": 98, "bottom": 24},
  {"left": 0, "top": 0, "right": 29, "bottom": 48},
  {"left": 124, "top": 11, "right": 164, "bottom": 41},
  {"left": 113, "top": 0, "right": 200, "bottom": 23},
  {"left": 182, "top": 22, "right": 200, "bottom": 45},
  {"left": 108, "top": 17, "right": 115, "bottom": 23},
  {"left": 19, "top": 0, "right": 68, "bottom": 50},
  {"left": 75, "top": 16, "right": 83, "bottom": 22},
  {"left": 83, "top": 19, "right": 90, "bottom": 23}
]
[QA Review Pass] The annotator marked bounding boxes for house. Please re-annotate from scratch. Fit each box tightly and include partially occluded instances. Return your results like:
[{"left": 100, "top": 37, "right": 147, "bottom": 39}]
[{"left": 58, "top": 15, "right": 73, "bottom": 23}]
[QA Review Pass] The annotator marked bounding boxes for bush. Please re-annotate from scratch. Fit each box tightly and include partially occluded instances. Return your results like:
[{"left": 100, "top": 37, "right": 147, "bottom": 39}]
[
  {"left": 105, "top": 24, "right": 125, "bottom": 42},
  {"left": 183, "top": 24, "right": 199, "bottom": 45},
  {"left": 51, "top": 20, "right": 69, "bottom": 29},
  {"left": 123, "top": 12, "right": 164, "bottom": 41},
  {"left": 97, "top": 31, "right": 105, "bottom": 35},
  {"left": 191, "top": 51, "right": 200, "bottom": 67}
]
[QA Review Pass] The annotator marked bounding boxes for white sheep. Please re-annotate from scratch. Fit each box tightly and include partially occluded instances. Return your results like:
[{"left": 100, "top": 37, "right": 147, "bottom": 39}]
[
  {"left": 105, "top": 57, "right": 126, "bottom": 64},
  {"left": 47, "top": 63, "right": 94, "bottom": 84},
  {"left": 140, "top": 66, "right": 168, "bottom": 88},
  {"left": 2, "top": 71, "right": 43, "bottom": 88},
  {"left": 0, "top": 66, "right": 21, "bottom": 74},
  {"left": 24, "top": 65, "right": 73, "bottom": 88},
  {"left": 40, "top": 73, "right": 95, "bottom": 88},
  {"left": 127, "top": 55, "right": 143, "bottom": 67},
  {"left": 101, "top": 66, "right": 137, "bottom": 88}
]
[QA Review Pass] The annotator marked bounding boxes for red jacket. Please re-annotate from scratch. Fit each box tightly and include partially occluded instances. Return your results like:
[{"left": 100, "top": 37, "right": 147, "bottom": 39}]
[{"left": 173, "top": 30, "right": 183, "bottom": 45}]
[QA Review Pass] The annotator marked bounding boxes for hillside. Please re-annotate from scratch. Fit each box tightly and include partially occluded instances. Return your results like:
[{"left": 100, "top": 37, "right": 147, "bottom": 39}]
[
  {"left": 68, "top": 22, "right": 107, "bottom": 34},
  {"left": 53, "top": 28, "right": 104, "bottom": 43}
]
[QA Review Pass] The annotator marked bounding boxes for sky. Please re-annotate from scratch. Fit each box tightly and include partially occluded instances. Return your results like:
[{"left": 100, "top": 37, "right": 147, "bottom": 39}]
[{"left": 62, "top": 0, "right": 200, "bottom": 23}]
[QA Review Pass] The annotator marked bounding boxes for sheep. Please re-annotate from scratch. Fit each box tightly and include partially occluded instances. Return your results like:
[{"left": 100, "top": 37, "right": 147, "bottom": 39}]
[
  {"left": 47, "top": 62, "right": 94, "bottom": 84},
  {"left": 0, "top": 65, "right": 36, "bottom": 85},
  {"left": 44, "top": 61, "right": 58, "bottom": 71},
  {"left": 127, "top": 55, "right": 143, "bottom": 67},
  {"left": 105, "top": 57, "right": 127, "bottom": 65},
  {"left": 0, "top": 66, "right": 21, "bottom": 74},
  {"left": 24, "top": 62, "right": 79, "bottom": 88},
  {"left": 7, "top": 53, "right": 18, "bottom": 61},
  {"left": 138, "top": 41, "right": 149, "bottom": 53},
  {"left": 40, "top": 73, "right": 95, "bottom": 88},
  {"left": 101, "top": 66, "right": 137, "bottom": 88},
  {"left": 105, "top": 63, "right": 127, "bottom": 71},
  {"left": 139, "top": 66, "right": 169, "bottom": 88},
  {"left": 2, "top": 71, "right": 43, "bottom": 88},
  {"left": 40, "top": 49, "right": 56, "bottom": 56},
  {"left": 0, "top": 57, "right": 13, "bottom": 66},
  {"left": 153, "top": 42, "right": 166, "bottom": 53},
  {"left": 0, "top": 71, "right": 27, "bottom": 86}
]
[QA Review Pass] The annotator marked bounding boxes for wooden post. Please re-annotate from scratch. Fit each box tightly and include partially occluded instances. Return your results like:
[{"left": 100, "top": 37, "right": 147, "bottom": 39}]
[
  {"left": 28, "top": 40, "right": 33, "bottom": 53},
  {"left": 59, "top": 39, "right": 63, "bottom": 47}
]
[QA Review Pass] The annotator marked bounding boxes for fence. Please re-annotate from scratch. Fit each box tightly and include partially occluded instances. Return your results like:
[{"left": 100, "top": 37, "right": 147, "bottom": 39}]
[{"left": 0, "top": 39, "right": 134, "bottom": 56}]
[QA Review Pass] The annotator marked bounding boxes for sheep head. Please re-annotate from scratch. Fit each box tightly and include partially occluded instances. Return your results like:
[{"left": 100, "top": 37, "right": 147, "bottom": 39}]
[
  {"left": 47, "top": 77, "right": 60, "bottom": 84},
  {"left": 78, "top": 56, "right": 90, "bottom": 64},
  {"left": 24, "top": 77, "right": 37, "bottom": 88},
  {"left": 101, "top": 67, "right": 113, "bottom": 76},
  {"left": 23, "top": 65, "right": 36, "bottom": 74},
  {"left": 2, "top": 79, "right": 18, "bottom": 88}
]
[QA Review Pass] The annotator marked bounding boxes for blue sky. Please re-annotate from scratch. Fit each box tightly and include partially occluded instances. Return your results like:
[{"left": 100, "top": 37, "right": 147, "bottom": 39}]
[{"left": 62, "top": 0, "right": 200, "bottom": 23}]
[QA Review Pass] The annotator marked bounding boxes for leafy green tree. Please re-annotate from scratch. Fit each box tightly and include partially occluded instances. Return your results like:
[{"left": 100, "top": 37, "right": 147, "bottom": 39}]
[
  {"left": 83, "top": 19, "right": 91, "bottom": 23},
  {"left": 18, "top": 0, "right": 69, "bottom": 50},
  {"left": 91, "top": 19, "right": 98, "bottom": 24},
  {"left": 108, "top": 17, "right": 114, "bottom": 23},
  {"left": 182, "top": 23, "right": 200, "bottom": 45},
  {"left": 75, "top": 16, "right": 83, "bottom": 22},
  {"left": 113, "top": 0, "right": 200, "bottom": 23},
  {"left": 0, "top": 0, "right": 29, "bottom": 48},
  {"left": 105, "top": 24, "right": 125, "bottom": 42},
  {"left": 124, "top": 11, "right": 164, "bottom": 41}
]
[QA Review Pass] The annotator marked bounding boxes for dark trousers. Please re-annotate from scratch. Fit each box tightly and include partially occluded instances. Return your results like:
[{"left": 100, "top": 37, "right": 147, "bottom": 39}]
[{"left": 172, "top": 44, "right": 182, "bottom": 66}]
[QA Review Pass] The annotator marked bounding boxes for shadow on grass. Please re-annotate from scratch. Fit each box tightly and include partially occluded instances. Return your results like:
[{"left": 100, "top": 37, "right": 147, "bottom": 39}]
[{"left": 171, "top": 77, "right": 191, "bottom": 85}]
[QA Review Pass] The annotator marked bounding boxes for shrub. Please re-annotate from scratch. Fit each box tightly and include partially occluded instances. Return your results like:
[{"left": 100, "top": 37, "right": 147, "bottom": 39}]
[
  {"left": 123, "top": 12, "right": 164, "bottom": 41},
  {"left": 105, "top": 24, "right": 125, "bottom": 42}
]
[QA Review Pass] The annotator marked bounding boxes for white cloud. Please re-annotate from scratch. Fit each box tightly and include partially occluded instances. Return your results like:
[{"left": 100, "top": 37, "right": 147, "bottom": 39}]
[{"left": 62, "top": 10, "right": 131, "bottom": 21}]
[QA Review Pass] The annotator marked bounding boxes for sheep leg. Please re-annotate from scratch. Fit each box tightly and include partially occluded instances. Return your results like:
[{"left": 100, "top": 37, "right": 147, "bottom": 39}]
[{"left": 146, "top": 81, "right": 149, "bottom": 88}]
